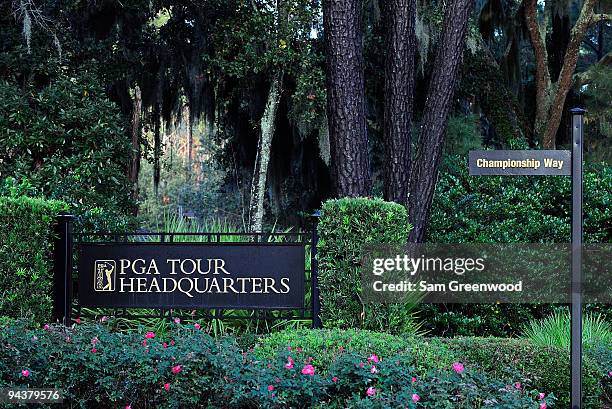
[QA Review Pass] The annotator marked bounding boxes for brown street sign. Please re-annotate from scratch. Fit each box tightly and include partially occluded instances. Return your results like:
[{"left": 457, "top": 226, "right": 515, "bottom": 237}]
[{"left": 469, "top": 150, "right": 571, "bottom": 176}]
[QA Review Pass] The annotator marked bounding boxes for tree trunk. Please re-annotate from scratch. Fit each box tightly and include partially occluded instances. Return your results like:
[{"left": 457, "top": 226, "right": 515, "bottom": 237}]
[
  {"left": 383, "top": 0, "right": 416, "bottom": 204},
  {"left": 542, "top": 1, "right": 608, "bottom": 147},
  {"left": 323, "top": 0, "right": 371, "bottom": 198},
  {"left": 153, "top": 103, "right": 161, "bottom": 197},
  {"left": 408, "top": 0, "right": 474, "bottom": 243},
  {"left": 248, "top": 72, "right": 282, "bottom": 232},
  {"left": 525, "top": 0, "right": 552, "bottom": 142},
  {"left": 525, "top": 0, "right": 609, "bottom": 148},
  {"left": 128, "top": 85, "right": 142, "bottom": 212}
]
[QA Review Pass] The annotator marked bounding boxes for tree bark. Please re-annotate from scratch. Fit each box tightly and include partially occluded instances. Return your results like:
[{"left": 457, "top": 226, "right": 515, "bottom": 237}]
[
  {"left": 128, "top": 85, "right": 142, "bottom": 211},
  {"left": 383, "top": 0, "right": 416, "bottom": 204},
  {"left": 323, "top": 0, "right": 371, "bottom": 197},
  {"left": 248, "top": 72, "right": 282, "bottom": 232},
  {"left": 542, "top": 3, "right": 609, "bottom": 147},
  {"left": 525, "top": 0, "right": 610, "bottom": 148},
  {"left": 525, "top": 0, "right": 552, "bottom": 142},
  {"left": 408, "top": 0, "right": 474, "bottom": 243}
]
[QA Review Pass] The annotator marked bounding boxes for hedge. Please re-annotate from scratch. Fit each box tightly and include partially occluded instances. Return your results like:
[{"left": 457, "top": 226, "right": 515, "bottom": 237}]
[
  {"left": 0, "top": 196, "right": 68, "bottom": 323},
  {"left": 317, "top": 197, "right": 414, "bottom": 332},
  {"left": 1, "top": 321, "right": 559, "bottom": 409},
  {"left": 254, "top": 329, "right": 612, "bottom": 408}
]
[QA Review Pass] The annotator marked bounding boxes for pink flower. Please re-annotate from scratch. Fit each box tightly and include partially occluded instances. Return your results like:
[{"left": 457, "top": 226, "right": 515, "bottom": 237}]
[
  {"left": 609, "top": 371, "right": 612, "bottom": 377},
  {"left": 32, "top": 336, "right": 38, "bottom": 341},
  {"left": 540, "top": 403, "right": 547, "bottom": 409},
  {"left": 287, "top": 346, "right": 291, "bottom": 351},
  {"left": 100, "top": 316, "right": 108, "bottom": 322},
  {"left": 43, "top": 324, "right": 49, "bottom": 330},
  {"left": 297, "top": 347, "right": 302, "bottom": 352},
  {"left": 332, "top": 376, "right": 338, "bottom": 382},
  {"left": 125, "top": 406, "right": 131, "bottom": 409},
  {"left": 142, "top": 340, "right": 147, "bottom": 347},
  {"left": 366, "top": 387, "right": 376, "bottom": 397},
  {"left": 301, "top": 364, "right": 315, "bottom": 376},
  {"left": 514, "top": 382, "right": 522, "bottom": 390},
  {"left": 75, "top": 317, "right": 81, "bottom": 324},
  {"left": 368, "top": 354, "right": 379, "bottom": 363},
  {"left": 267, "top": 385, "right": 274, "bottom": 392},
  {"left": 285, "top": 360, "right": 294, "bottom": 369},
  {"left": 370, "top": 365, "right": 377, "bottom": 374},
  {"left": 65, "top": 336, "right": 71, "bottom": 342},
  {"left": 452, "top": 362, "right": 465, "bottom": 374},
  {"left": 91, "top": 337, "right": 98, "bottom": 344},
  {"left": 164, "top": 383, "right": 170, "bottom": 391},
  {"left": 163, "top": 343, "right": 168, "bottom": 348},
  {"left": 412, "top": 376, "right": 417, "bottom": 383},
  {"left": 359, "top": 362, "right": 365, "bottom": 368},
  {"left": 171, "top": 365, "right": 182, "bottom": 374},
  {"left": 538, "top": 393, "right": 546, "bottom": 400},
  {"left": 21, "top": 369, "right": 30, "bottom": 377},
  {"left": 174, "top": 318, "right": 181, "bottom": 324},
  {"left": 194, "top": 323, "right": 201, "bottom": 330},
  {"left": 412, "top": 393, "right": 420, "bottom": 403},
  {"left": 90, "top": 347, "right": 97, "bottom": 353},
  {"left": 145, "top": 331, "right": 155, "bottom": 339},
  {"left": 170, "top": 340, "right": 175, "bottom": 346}
]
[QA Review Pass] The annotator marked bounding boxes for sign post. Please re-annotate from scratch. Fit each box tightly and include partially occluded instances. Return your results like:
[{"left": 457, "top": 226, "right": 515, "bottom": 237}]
[
  {"left": 570, "top": 107, "right": 585, "bottom": 409},
  {"left": 469, "top": 107, "right": 585, "bottom": 408}
]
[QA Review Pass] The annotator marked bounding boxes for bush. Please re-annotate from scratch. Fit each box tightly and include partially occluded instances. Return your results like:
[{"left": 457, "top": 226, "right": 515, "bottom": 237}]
[
  {"left": 0, "top": 321, "right": 557, "bottom": 409},
  {"left": 317, "top": 198, "right": 416, "bottom": 333},
  {"left": 0, "top": 71, "right": 134, "bottom": 215},
  {"left": 0, "top": 196, "right": 68, "bottom": 323},
  {"left": 254, "top": 328, "right": 412, "bottom": 371},
  {"left": 256, "top": 329, "right": 610, "bottom": 408},
  {"left": 431, "top": 337, "right": 604, "bottom": 408}
]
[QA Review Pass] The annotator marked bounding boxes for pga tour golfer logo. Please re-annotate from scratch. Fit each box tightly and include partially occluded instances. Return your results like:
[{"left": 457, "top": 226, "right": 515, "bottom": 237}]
[{"left": 94, "top": 260, "right": 116, "bottom": 292}]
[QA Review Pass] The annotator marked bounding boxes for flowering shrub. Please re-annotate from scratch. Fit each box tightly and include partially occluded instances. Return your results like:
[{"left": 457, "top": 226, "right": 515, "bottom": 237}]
[{"left": 0, "top": 321, "right": 565, "bottom": 408}]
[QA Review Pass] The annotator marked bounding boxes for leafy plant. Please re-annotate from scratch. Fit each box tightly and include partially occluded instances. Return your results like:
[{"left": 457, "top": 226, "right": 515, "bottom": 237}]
[
  {"left": 0, "top": 196, "right": 68, "bottom": 323},
  {"left": 522, "top": 311, "right": 612, "bottom": 350},
  {"left": 317, "top": 198, "right": 420, "bottom": 334}
]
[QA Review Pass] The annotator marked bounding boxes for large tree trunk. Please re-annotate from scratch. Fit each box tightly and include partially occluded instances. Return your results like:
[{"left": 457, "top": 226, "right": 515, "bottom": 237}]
[
  {"left": 323, "top": 0, "right": 371, "bottom": 197},
  {"left": 383, "top": 0, "right": 416, "bottom": 204},
  {"left": 248, "top": 73, "right": 282, "bottom": 232},
  {"left": 408, "top": 0, "right": 474, "bottom": 243},
  {"left": 128, "top": 85, "right": 142, "bottom": 212}
]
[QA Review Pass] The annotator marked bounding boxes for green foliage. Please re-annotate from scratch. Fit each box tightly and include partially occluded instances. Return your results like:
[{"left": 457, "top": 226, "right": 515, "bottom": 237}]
[
  {"left": 1, "top": 321, "right": 560, "bottom": 409},
  {"left": 418, "top": 303, "right": 557, "bottom": 337},
  {"left": 254, "top": 328, "right": 413, "bottom": 371},
  {"left": 0, "top": 196, "right": 68, "bottom": 323},
  {"left": 317, "top": 198, "right": 418, "bottom": 333},
  {"left": 522, "top": 311, "right": 612, "bottom": 350},
  {"left": 0, "top": 72, "right": 134, "bottom": 214},
  {"left": 580, "top": 65, "right": 611, "bottom": 162},
  {"left": 429, "top": 156, "right": 611, "bottom": 243},
  {"left": 430, "top": 337, "right": 606, "bottom": 409}
]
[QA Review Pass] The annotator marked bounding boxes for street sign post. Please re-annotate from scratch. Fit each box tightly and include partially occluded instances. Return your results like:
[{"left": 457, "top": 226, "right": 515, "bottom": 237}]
[{"left": 469, "top": 108, "right": 585, "bottom": 408}]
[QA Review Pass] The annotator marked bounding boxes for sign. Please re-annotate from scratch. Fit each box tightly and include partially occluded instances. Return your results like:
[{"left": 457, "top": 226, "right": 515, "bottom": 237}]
[
  {"left": 469, "top": 150, "right": 570, "bottom": 176},
  {"left": 77, "top": 243, "right": 305, "bottom": 309}
]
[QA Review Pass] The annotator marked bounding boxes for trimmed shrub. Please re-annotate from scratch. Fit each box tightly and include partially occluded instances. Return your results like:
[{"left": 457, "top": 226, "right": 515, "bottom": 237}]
[
  {"left": 0, "top": 196, "right": 68, "bottom": 323},
  {"left": 317, "top": 198, "right": 414, "bottom": 332},
  {"left": 432, "top": 337, "right": 604, "bottom": 409},
  {"left": 254, "top": 328, "right": 412, "bottom": 371},
  {"left": 1, "top": 321, "right": 556, "bottom": 409},
  {"left": 255, "top": 329, "right": 610, "bottom": 408}
]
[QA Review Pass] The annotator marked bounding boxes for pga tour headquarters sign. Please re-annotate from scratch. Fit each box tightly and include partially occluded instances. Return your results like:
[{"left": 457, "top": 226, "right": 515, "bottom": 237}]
[{"left": 78, "top": 243, "right": 305, "bottom": 309}]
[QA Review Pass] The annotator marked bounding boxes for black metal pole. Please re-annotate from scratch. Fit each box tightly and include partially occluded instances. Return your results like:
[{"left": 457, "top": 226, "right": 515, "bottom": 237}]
[
  {"left": 311, "top": 211, "right": 322, "bottom": 329},
  {"left": 570, "top": 107, "right": 585, "bottom": 409},
  {"left": 52, "top": 214, "right": 74, "bottom": 326}
]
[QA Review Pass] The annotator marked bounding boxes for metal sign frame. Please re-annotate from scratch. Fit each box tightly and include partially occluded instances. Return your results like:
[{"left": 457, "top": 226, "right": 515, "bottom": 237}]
[{"left": 52, "top": 218, "right": 322, "bottom": 329}]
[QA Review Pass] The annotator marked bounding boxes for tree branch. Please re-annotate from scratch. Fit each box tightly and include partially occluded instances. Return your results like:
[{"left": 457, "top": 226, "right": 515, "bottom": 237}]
[{"left": 590, "top": 14, "right": 612, "bottom": 26}]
